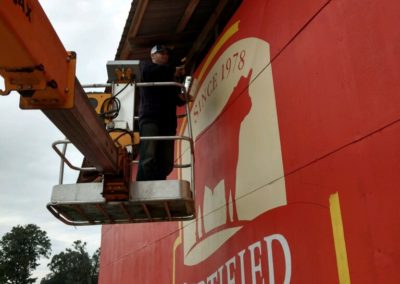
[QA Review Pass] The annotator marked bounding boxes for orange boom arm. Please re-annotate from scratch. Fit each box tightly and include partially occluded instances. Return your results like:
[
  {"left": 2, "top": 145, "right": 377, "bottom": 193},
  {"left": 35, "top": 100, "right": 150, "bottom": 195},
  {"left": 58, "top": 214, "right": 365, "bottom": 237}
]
[{"left": 0, "top": 0, "right": 119, "bottom": 174}]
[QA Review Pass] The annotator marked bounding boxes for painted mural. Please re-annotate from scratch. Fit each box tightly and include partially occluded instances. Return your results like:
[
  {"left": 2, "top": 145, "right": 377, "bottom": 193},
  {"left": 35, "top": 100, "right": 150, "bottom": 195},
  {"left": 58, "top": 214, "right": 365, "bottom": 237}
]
[
  {"left": 175, "top": 21, "right": 289, "bottom": 283},
  {"left": 99, "top": 0, "right": 400, "bottom": 283}
]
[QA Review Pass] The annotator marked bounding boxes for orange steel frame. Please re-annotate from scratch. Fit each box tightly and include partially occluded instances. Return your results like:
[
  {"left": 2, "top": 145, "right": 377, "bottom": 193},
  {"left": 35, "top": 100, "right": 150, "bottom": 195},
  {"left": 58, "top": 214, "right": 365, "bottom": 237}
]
[
  {"left": 0, "top": 0, "right": 73, "bottom": 108},
  {"left": 0, "top": 0, "right": 124, "bottom": 177}
]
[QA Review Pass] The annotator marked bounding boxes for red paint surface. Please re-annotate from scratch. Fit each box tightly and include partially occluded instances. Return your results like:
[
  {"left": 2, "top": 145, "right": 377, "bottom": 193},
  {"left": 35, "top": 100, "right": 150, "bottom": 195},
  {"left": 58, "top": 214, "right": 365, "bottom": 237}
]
[
  {"left": 194, "top": 69, "right": 253, "bottom": 241},
  {"left": 99, "top": 0, "right": 400, "bottom": 283}
]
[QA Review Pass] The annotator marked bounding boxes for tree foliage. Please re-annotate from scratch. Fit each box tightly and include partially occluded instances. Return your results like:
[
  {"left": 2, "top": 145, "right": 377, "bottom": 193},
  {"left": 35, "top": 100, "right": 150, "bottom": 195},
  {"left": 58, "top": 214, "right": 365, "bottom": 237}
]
[
  {"left": 41, "top": 240, "right": 100, "bottom": 284},
  {"left": 90, "top": 248, "right": 100, "bottom": 283},
  {"left": 0, "top": 224, "right": 51, "bottom": 284}
]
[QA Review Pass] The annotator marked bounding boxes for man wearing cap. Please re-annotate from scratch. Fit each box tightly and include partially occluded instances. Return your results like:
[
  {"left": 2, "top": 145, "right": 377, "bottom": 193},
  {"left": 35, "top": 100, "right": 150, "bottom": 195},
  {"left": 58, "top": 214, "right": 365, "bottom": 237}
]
[{"left": 136, "top": 44, "right": 186, "bottom": 181}]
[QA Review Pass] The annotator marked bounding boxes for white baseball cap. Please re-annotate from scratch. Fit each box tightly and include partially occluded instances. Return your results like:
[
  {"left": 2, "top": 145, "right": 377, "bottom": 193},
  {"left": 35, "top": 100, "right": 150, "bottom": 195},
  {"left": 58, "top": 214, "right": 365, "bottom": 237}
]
[{"left": 150, "top": 44, "right": 169, "bottom": 55}]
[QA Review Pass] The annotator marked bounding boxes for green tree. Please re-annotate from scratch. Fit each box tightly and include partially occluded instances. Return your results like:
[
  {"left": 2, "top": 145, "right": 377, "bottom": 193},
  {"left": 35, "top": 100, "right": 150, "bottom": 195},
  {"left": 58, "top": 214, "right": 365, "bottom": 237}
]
[
  {"left": 41, "top": 240, "right": 100, "bottom": 284},
  {"left": 90, "top": 248, "right": 100, "bottom": 283},
  {"left": 0, "top": 224, "right": 51, "bottom": 284}
]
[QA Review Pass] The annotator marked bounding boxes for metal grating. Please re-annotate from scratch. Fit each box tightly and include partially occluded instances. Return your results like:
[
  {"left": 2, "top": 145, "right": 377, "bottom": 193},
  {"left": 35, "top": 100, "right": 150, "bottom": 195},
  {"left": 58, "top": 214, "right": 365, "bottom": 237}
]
[{"left": 47, "top": 181, "right": 195, "bottom": 226}]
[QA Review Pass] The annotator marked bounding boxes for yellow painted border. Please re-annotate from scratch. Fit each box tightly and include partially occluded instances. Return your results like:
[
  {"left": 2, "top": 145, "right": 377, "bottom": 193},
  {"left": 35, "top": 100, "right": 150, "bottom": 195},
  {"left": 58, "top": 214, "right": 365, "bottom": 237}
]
[
  {"left": 177, "top": 20, "right": 241, "bottom": 155},
  {"left": 177, "top": 20, "right": 240, "bottom": 137},
  {"left": 172, "top": 21, "right": 241, "bottom": 284},
  {"left": 198, "top": 20, "right": 240, "bottom": 81},
  {"left": 329, "top": 192, "right": 351, "bottom": 284}
]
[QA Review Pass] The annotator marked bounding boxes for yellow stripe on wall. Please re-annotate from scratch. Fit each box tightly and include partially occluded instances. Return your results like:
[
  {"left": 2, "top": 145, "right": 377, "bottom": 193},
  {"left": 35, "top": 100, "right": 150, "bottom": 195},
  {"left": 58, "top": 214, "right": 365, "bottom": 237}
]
[
  {"left": 329, "top": 192, "right": 351, "bottom": 284},
  {"left": 198, "top": 20, "right": 240, "bottom": 81}
]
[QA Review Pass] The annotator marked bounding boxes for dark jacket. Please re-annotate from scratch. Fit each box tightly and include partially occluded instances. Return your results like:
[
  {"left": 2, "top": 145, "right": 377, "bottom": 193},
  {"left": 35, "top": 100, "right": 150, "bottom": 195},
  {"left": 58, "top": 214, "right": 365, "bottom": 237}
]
[{"left": 139, "top": 61, "right": 185, "bottom": 131}]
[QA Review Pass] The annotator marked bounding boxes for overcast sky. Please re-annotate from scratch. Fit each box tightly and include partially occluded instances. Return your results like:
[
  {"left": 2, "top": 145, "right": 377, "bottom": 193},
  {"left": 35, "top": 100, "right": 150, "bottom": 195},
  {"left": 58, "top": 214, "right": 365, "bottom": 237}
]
[{"left": 0, "top": 0, "right": 132, "bottom": 281}]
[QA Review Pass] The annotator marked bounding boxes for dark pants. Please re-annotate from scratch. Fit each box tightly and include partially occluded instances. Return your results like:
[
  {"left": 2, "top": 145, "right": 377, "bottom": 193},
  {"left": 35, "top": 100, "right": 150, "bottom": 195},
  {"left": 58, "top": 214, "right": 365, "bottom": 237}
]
[{"left": 136, "top": 121, "right": 175, "bottom": 181}]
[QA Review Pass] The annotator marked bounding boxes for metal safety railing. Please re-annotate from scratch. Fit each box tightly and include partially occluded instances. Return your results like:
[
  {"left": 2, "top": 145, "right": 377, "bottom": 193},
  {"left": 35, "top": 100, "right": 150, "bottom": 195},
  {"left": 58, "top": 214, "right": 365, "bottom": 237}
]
[
  {"left": 132, "top": 81, "right": 195, "bottom": 200},
  {"left": 52, "top": 79, "right": 195, "bottom": 200}
]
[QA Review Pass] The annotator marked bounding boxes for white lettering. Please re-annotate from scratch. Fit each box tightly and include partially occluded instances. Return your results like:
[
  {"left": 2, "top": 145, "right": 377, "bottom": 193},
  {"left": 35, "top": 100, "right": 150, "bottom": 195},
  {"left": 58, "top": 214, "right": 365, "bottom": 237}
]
[
  {"left": 206, "top": 271, "right": 218, "bottom": 284},
  {"left": 238, "top": 249, "right": 246, "bottom": 283},
  {"left": 218, "top": 265, "right": 224, "bottom": 284},
  {"left": 186, "top": 233, "right": 291, "bottom": 284},
  {"left": 248, "top": 241, "right": 265, "bottom": 284},
  {"left": 225, "top": 256, "right": 236, "bottom": 284},
  {"left": 264, "top": 234, "right": 292, "bottom": 284}
]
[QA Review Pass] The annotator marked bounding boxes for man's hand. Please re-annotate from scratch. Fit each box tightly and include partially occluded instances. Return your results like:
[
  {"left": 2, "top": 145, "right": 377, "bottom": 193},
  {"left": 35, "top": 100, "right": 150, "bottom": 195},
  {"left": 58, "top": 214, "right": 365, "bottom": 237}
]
[
  {"left": 178, "top": 93, "right": 194, "bottom": 103},
  {"left": 175, "top": 65, "right": 185, "bottom": 77}
]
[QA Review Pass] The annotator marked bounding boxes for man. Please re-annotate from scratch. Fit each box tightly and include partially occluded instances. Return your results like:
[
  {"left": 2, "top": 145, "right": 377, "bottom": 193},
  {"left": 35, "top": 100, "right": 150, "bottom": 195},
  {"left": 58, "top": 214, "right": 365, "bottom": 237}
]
[{"left": 136, "top": 44, "right": 186, "bottom": 181}]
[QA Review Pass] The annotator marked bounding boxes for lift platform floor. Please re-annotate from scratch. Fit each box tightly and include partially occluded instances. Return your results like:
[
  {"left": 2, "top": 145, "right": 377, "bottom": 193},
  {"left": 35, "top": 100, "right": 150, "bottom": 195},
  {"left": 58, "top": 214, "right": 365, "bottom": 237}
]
[{"left": 47, "top": 180, "right": 195, "bottom": 225}]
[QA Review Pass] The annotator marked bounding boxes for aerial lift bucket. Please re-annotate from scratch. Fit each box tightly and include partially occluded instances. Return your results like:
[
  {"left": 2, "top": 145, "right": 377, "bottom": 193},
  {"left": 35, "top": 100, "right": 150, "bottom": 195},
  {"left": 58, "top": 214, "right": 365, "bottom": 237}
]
[
  {"left": 47, "top": 180, "right": 195, "bottom": 225},
  {"left": 46, "top": 74, "right": 196, "bottom": 225}
]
